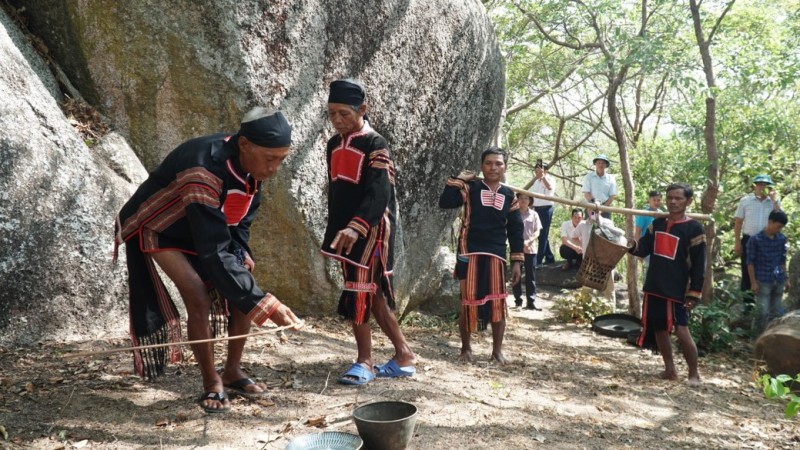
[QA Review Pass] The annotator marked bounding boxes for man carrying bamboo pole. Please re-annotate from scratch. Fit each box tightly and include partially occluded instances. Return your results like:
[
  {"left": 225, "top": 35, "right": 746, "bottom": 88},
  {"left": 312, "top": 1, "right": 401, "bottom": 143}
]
[
  {"left": 439, "top": 147, "right": 523, "bottom": 364},
  {"left": 629, "top": 183, "right": 705, "bottom": 385}
]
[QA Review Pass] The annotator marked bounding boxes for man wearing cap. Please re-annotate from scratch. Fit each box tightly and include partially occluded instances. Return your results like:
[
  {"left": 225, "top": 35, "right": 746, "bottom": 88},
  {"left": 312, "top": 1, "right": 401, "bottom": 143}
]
[
  {"left": 581, "top": 154, "right": 617, "bottom": 219},
  {"left": 532, "top": 160, "right": 556, "bottom": 266},
  {"left": 733, "top": 174, "right": 782, "bottom": 313},
  {"left": 115, "top": 107, "right": 304, "bottom": 413},
  {"left": 320, "top": 78, "right": 416, "bottom": 385}
]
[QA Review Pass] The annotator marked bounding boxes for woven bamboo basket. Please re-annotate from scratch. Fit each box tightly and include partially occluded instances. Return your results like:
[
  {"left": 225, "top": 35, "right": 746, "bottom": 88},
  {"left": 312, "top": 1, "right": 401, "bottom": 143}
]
[{"left": 576, "top": 230, "right": 629, "bottom": 290}]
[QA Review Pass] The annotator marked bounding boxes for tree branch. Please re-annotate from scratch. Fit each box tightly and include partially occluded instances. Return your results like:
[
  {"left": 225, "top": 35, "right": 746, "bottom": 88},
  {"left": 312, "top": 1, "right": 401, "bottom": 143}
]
[{"left": 707, "top": 0, "right": 736, "bottom": 44}]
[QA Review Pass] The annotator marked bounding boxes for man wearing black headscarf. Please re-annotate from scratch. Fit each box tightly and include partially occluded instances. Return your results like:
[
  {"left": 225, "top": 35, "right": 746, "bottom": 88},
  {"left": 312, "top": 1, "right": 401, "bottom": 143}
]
[
  {"left": 115, "top": 108, "right": 304, "bottom": 413},
  {"left": 321, "top": 79, "right": 416, "bottom": 385}
]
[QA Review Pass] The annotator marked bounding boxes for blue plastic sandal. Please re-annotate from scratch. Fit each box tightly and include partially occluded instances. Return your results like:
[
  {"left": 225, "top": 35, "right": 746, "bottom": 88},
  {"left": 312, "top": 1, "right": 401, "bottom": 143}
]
[
  {"left": 338, "top": 363, "right": 375, "bottom": 386},
  {"left": 374, "top": 360, "right": 416, "bottom": 378}
]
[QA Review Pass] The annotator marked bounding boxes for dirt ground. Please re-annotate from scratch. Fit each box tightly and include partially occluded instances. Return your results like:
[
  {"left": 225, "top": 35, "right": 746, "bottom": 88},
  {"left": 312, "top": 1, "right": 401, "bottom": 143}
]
[{"left": 1, "top": 287, "right": 798, "bottom": 450}]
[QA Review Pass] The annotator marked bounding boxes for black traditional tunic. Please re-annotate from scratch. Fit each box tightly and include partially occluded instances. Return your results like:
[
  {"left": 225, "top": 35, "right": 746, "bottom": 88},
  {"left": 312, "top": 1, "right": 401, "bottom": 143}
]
[
  {"left": 439, "top": 178, "right": 524, "bottom": 331},
  {"left": 114, "top": 133, "right": 280, "bottom": 378},
  {"left": 630, "top": 217, "right": 706, "bottom": 348},
  {"left": 320, "top": 123, "right": 397, "bottom": 324}
]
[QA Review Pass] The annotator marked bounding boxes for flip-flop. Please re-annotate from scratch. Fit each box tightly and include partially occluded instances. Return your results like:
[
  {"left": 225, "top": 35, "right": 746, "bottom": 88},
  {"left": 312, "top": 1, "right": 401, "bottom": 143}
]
[
  {"left": 338, "top": 363, "right": 375, "bottom": 386},
  {"left": 198, "top": 391, "right": 230, "bottom": 414},
  {"left": 374, "top": 359, "right": 416, "bottom": 378},
  {"left": 223, "top": 377, "right": 269, "bottom": 398}
]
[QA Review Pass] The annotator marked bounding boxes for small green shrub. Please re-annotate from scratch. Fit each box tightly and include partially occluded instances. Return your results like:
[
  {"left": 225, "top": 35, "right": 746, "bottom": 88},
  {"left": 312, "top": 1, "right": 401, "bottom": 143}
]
[
  {"left": 756, "top": 373, "right": 800, "bottom": 419},
  {"left": 689, "top": 301, "right": 735, "bottom": 353},
  {"left": 552, "top": 289, "right": 613, "bottom": 324},
  {"left": 690, "top": 278, "right": 750, "bottom": 354}
]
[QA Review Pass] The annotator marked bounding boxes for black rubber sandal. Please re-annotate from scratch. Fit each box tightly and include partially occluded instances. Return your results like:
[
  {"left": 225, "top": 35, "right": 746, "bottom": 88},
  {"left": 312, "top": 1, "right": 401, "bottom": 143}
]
[
  {"left": 198, "top": 391, "right": 231, "bottom": 414},
  {"left": 224, "top": 377, "right": 269, "bottom": 398}
]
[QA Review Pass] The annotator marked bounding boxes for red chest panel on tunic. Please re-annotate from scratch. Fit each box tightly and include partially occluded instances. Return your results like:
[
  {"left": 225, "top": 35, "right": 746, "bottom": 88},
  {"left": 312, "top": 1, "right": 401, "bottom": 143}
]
[
  {"left": 480, "top": 190, "right": 506, "bottom": 210},
  {"left": 222, "top": 190, "right": 254, "bottom": 226},
  {"left": 654, "top": 231, "right": 679, "bottom": 260},
  {"left": 331, "top": 147, "right": 365, "bottom": 184}
]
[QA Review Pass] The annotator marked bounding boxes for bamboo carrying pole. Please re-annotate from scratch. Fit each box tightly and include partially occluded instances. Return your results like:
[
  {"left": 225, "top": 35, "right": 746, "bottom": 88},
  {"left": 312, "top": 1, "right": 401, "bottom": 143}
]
[
  {"left": 63, "top": 322, "right": 305, "bottom": 359},
  {"left": 488, "top": 179, "right": 714, "bottom": 222}
]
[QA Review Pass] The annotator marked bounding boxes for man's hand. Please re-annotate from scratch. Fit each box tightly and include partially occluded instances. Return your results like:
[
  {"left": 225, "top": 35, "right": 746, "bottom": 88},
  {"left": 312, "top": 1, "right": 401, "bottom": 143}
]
[
  {"left": 330, "top": 228, "right": 359, "bottom": 255},
  {"left": 510, "top": 262, "right": 522, "bottom": 286},
  {"left": 456, "top": 170, "right": 476, "bottom": 182},
  {"left": 733, "top": 241, "right": 742, "bottom": 256},
  {"left": 243, "top": 253, "right": 255, "bottom": 273},
  {"left": 684, "top": 295, "right": 700, "bottom": 311},
  {"left": 270, "top": 304, "right": 305, "bottom": 330},
  {"left": 751, "top": 281, "right": 760, "bottom": 295}
]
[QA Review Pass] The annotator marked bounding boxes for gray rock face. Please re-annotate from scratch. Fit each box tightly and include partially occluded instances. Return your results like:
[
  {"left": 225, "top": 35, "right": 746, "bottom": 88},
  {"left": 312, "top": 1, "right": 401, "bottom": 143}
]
[
  {"left": 0, "top": 8, "right": 148, "bottom": 343},
  {"left": 17, "top": 0, "right": 505, "bottom": 314}
]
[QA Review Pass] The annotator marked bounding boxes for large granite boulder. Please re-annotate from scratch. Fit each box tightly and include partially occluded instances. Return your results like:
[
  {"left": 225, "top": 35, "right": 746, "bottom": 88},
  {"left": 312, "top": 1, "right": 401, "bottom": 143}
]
[
  {"left": 0, "top": 7, "right": 147, "bottom": 344},
  {"left": 16, "top": 0, "right": 505, "bottom": 314}
]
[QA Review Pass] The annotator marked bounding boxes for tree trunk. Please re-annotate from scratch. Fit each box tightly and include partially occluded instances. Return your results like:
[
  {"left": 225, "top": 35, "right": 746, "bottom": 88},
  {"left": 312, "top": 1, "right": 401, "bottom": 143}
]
[
  {"left": 607, "top": 73, "right": 638, "bottom": 316},
  {"left": 689, "top": 0, "right": 733, "bottom": 303}
]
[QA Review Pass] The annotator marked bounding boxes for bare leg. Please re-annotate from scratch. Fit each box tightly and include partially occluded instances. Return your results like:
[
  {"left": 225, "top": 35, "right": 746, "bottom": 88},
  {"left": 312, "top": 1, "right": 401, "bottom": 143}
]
[
  {"left": 654, "top": 329, "right": 678, "bottom": 381},
  {"left": 151, "top": 251, "right": 229, "bottom": 412},
  {"left": 675, "top": 325, "right": 700, "bottom": 385},
  {"left": 337, "top": 321, "right": 374, "bottom": 383},
  {"left": 457, "top": 279, "right": 473, "bottom": 363},
  {"left": 490, "top": 318, "right": 507, "bottom": 364},
  {"left": 220, "top": 308, "right": 265, "bottom": 394},
  {"left": 371, "top": 291, "right": 416, "bottom": 367}
]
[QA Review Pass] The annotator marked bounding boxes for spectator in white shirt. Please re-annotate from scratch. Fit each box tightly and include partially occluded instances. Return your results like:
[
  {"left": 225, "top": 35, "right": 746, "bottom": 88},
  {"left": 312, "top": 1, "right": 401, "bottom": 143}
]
[
  {"left": 559, "top": 208, "right": 584, "bottom": 270},
  {"left": 581, "top": 154, "right": 617, "bottom": 219},
  {"left": 532, "top": 160, "right": 556, "bottom": 266}
]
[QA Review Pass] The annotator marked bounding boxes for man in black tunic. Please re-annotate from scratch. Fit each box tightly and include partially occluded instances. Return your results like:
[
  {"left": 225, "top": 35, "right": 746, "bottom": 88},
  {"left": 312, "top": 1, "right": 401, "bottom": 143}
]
[
  {"left": 439, "top": 147, "right": 524, "bottom": 364},
  {"left": 629, "top": 182, "right": 705, "bottom": 385},
  {"left": 116, "top": 108, "right": 304, "bottom": 413},
  {"left": 320, "top": 79, "right": 416, "bottom": 385}
]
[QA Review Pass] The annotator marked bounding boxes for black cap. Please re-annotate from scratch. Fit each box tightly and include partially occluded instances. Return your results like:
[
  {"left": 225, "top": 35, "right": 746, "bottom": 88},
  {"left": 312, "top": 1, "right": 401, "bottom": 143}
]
[
  {"left": 328, "top": 79, "right": 366, "bottom": 106},
  {"left": 238, "top": 111, "right": 292, "bottom": 147}
]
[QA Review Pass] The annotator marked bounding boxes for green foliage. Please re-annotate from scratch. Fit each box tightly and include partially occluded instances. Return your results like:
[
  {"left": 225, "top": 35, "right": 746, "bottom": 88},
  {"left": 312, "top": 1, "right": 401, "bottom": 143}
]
[
  {"left": 552, "top": 289, "right": 613, "bottom": 324},
  {"left": 689, "top": 278, "right": 748, "bottom": 353},
  {"left": 488, "top": 0, "right": 800, "bottom": 273},
  {"left": 756, "top": 373, "right": 800, "bottom": 419},
  {"left": 689, "top": 301, "right": 735, "bottom": 354}
]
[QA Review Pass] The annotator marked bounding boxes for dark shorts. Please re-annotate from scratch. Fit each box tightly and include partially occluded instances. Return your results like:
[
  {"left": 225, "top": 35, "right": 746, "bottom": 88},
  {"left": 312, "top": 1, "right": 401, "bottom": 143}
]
[{"left": 638, "top": 293, "right": 689, "bottom": 350}]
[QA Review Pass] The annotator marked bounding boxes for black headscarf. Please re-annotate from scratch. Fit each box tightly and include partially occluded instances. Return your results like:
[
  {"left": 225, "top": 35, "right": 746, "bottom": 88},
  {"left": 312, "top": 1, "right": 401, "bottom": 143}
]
[
  {"left": 238, "top": 110, "right": 292, "bottom": 147},
  {"left": 328, "top": 79, "right": 366, "bottom": 106}
]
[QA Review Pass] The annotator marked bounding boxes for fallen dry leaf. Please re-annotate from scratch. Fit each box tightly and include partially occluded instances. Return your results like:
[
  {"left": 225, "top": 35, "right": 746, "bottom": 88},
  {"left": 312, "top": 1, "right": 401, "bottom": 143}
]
[
  {"left": 155, "top": 418, "right": 170, "bottom": 427},
  {"left": 306, "top": 416, "right": 327, "bottom": 427},
  {"left": 0, "top": 424, "right": 7, "bottom": 440},
  {"left": 256, "top": 399, "right": 276, "bottom": 407},
  {"left": 73, "top": 439, "right": 89, "bottom": 448}
]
